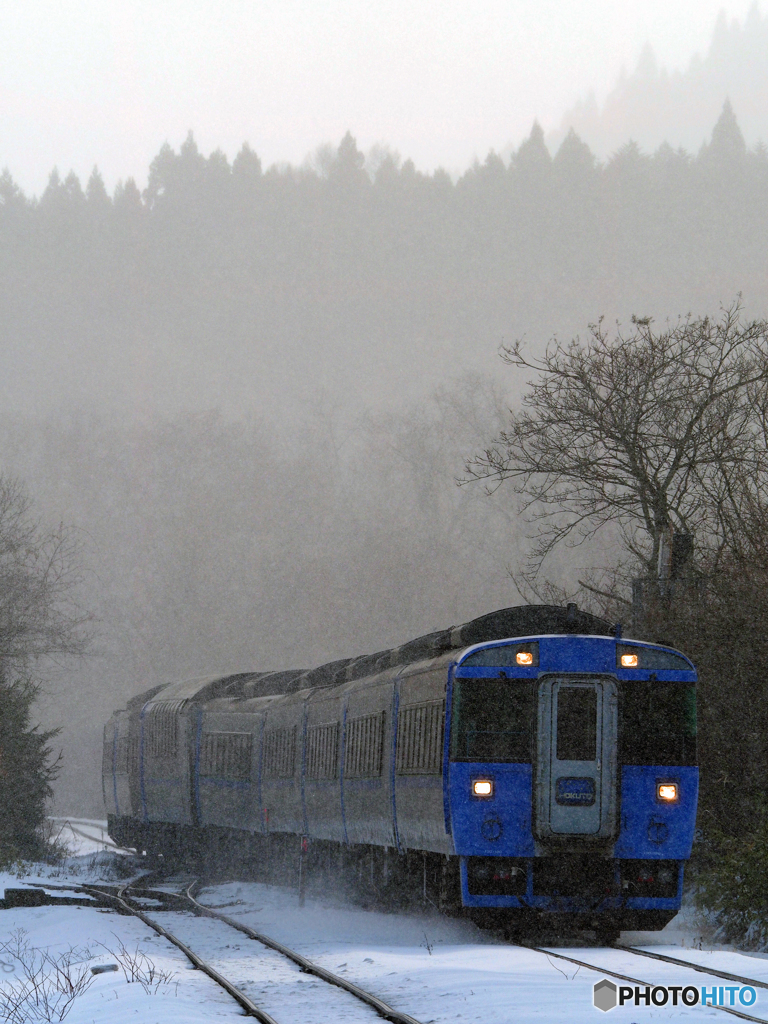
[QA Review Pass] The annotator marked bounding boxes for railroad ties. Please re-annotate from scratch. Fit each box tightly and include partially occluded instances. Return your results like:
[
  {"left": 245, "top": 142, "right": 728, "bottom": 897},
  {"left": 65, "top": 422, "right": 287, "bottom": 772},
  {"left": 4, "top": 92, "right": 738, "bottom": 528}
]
[
  {"left": 15, "top": 875, "right": 424, "bottom": 1024},
  {"left": 8, "top": 874, "right": 768, "bottom": 1024}
]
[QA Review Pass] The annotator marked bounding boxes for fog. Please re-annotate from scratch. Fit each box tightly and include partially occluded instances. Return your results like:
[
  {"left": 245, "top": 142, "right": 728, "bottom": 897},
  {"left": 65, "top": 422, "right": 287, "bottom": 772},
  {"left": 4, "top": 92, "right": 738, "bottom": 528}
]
[
  {"left": 0, "top": 1, "right": 756, "bottom": 195},
  {"left": 1, "top": 5, "right": 767, "bottom": 813},
  {"left": 7, "top": 390, "right": 524, "bottom": 813},
  {"left": 556, "top": 6, "right": 768, "bottom": 156}
]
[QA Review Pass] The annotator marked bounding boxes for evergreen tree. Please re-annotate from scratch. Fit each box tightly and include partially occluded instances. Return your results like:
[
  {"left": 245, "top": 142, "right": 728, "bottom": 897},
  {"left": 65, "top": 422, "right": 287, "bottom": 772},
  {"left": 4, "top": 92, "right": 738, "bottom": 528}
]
[
  {"left": 0, "top": 672, "right": 59, "bottom": 861},
  {"left": 701, "top": 98, "right": 747, "bottom": 166},
  {"left": 85, "top": 167, "right": 110, "bottom": 210},
  {"left": 553, "top": 128, "right": 597, "bottom": 187},
  {"left": 0, "top": 169, "right": 26, "bottom": 211},
  {"left": 232, "top": 143, "right": 262, "bottom": 188},
  {"left": 513, "top": 121, "right": 552, "bottom": 188},
  {"left": 328, "top": 131, "right": 369, "bottom": 189},
  {"left": 112, "top": 177, "right": 143, "bottom": 211},
  {"left": 0, "top": 478, "right": 88, "bottom": 863}
]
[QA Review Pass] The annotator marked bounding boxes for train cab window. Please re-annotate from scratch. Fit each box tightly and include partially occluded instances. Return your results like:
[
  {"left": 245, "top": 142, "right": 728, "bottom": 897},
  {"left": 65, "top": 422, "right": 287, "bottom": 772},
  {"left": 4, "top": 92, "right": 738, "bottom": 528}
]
[
  {"left": 620, "top": 682, "right": 697, "bottom": 765},
  {"left": 461, "top": 642, "right": 539, "bottom": 669},
  {"left": 556, "top": 687, "right": 597, "bottom": 761},
  {"left": 450, "top": 680, "right": 535, "bottom": 762},
  {"left": 617, "top": 644, "right": 691, "bottom": 671}
]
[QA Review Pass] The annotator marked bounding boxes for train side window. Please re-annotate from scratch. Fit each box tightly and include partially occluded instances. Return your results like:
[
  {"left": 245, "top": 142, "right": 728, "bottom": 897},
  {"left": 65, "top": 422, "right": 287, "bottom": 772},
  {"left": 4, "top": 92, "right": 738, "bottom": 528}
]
[
  {"left": 145, "top": 706, "right": 178, "bottom": 758},
  {"left": 263, "top": 726, "right": 297, "bottom": 778},
  {"left": 102, "top": 729, "right": 115, "bottom": 777},
  {"left": 307, "top": 722, "right": 340, "bottom": 780},
  {"left": 450, "top": 681, "right": 534, "bottom": 763},
  {"left": 397, "top": 701, "right": 444, "bottom": 774},
  {"left": 116, "top": 736, "right": 130, "bottom": 774},
  {"left": 200, "top": 732, "right": 252, "bottom": 780},
  {"left": 345, "top": 711, "right": 385, "bottom": 778},
  {"left": 620, "top": 682, "right": 697, "bottom": 766}
]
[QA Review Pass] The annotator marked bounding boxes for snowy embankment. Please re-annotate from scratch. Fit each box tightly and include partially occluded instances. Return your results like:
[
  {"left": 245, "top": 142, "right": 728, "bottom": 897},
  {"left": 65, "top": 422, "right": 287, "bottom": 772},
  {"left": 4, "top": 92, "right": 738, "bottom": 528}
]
[{"left": 0, "top": 823, "right": 764, "bottom": 1022}]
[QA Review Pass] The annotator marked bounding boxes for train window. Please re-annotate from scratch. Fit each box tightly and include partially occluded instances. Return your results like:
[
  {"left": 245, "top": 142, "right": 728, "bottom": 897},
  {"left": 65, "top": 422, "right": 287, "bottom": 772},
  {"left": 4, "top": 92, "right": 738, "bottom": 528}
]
[
  {"left": 200, "top": 732, "right": 252, "bottom": 779},
  {"left": 128, "top": 735, "right": 139, "bottom": 770},
  {"left": 345, "top": 711, "right": 385, "bottom": 778},
  {"left": 556, "top": 687, "right": 597, "bottom": 761},
  {"left": 263, "top": 726, "right": 297, "bottom": 778},
  {"left": 307, "top": 722, "right": 340, "bottom": 780},
  {"left": 102, "top": 730, "right": 114, "bottom": 777},
  {"left": 145, "top": 706, "right": 178, "bottom": 758},
  {"left": 397, "top": 701, "right": 444, "bottom": 774},
  {"left": 116, "top": 736, "right": 130, "bottom": 773},
  {"left": 461, "top": 642, "right": 539, "bottom": 668},
  {"left": 620, "top": 682, "right": 697, "bottom": 765},
  {"left": 616, "top": 644, "right": 692, "bottom": 671},
  {"left": 450, "top": 681, "right": 534, "bottom": 763}
]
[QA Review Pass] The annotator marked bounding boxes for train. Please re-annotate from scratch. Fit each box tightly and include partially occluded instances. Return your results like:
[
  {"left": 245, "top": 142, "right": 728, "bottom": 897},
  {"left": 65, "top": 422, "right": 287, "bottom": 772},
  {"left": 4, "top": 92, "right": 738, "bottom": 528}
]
[{"left": 103, "top": 604, "right": 698, "bottom": 938}]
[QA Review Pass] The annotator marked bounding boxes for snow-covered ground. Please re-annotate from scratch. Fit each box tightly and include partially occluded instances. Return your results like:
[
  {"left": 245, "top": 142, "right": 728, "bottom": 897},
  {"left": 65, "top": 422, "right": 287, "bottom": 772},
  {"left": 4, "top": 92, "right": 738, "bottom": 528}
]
[
  {"left": 46, "top": 818, "right": 129, "bottom": 857},
  {"left": 0, "top": 825, "right": 765, "bottom": 1023}
]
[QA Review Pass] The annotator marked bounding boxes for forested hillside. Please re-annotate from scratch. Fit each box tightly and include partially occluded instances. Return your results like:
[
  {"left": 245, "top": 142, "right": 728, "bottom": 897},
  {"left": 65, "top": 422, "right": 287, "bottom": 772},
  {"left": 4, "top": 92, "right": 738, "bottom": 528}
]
[
  {"left": 558, "top": 5, "right": 768, "bottom": 158},
  {"left": 1, "top": 102, "right": 766, "bottom": 424}
]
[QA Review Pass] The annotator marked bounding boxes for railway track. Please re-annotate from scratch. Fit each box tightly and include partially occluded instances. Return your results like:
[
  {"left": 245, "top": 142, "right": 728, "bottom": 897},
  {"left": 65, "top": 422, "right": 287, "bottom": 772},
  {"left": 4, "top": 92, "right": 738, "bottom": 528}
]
[
  {"left": 616, "top": 942, "right": 768, "bottom": 989},
  {"left": 522, "top": 942, "right": 768, "bottom": 1023},
  {"left": 24, "top": 875, "right": 424, "bottom": 1024},
  {"left": 12, "top": 873, "right": 768, "bottom": 1022}
]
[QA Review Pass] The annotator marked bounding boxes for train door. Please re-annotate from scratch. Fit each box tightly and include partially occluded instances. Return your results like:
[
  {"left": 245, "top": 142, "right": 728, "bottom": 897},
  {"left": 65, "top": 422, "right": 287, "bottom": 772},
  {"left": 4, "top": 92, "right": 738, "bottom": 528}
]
[{"left": 535, "top": 677, "right": 618, "bottom": 840}]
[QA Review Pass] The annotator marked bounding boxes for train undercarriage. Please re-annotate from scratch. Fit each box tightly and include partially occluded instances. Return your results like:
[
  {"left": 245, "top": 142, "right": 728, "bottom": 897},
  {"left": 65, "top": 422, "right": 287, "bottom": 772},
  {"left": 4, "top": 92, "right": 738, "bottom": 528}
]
[{"left": 109, "top": 816, "right": 678, "bottom": 942}]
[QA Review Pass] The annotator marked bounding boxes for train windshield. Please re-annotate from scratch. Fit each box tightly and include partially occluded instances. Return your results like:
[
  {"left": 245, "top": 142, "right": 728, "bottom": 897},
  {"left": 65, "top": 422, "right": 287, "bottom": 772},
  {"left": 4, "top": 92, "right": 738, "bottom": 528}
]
[
  {"left": 619, "top": 681, "right": 697, "bottom": 765},
  {"left": 450, "top": 680, "right": 535, "bottom": 762}
]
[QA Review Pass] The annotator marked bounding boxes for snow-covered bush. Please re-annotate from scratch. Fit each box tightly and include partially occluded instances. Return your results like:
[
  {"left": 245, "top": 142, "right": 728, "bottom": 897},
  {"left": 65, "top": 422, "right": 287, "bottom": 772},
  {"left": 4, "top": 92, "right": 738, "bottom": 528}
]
[
  {"left": 0, "top": 930, "right": 94, "bottom": 1023},
  {"left": 695, "top": 823, "right": 768, "bottom": 948}
]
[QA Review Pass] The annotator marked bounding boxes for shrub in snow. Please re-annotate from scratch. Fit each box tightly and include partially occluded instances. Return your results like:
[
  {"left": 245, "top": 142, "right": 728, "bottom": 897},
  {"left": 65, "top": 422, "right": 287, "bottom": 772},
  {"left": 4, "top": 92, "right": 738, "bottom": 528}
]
[
  {"left": 0, "top": 929, "right": 94, "bottom": 1023},
  {"left": 695, "top": 821, "right": 768, "bottom": 948}
]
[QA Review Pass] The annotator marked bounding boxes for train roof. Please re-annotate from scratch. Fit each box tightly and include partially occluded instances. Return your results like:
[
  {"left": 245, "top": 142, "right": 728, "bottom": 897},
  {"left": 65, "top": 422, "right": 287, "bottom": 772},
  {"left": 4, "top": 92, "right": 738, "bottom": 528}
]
[
  {"left": 134, "top": 604, "right": 614, "bottom": 707},
  {"left": 238, "top": 603, "right": 613, "bottom": 697}
]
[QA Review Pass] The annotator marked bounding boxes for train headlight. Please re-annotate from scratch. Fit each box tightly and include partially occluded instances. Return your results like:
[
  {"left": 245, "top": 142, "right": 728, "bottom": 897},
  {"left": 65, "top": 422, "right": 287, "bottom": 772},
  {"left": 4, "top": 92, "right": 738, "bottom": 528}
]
[
  {"left": 516, "top": 651, "right": 534, "bottom": 666},
  {"left": 620, "top": 653, "right": 639, "bottom": 667},
  {"left": 657, "top": 783, "right": 678, "bottom": 802},
  {"left": 472, "top": 779, "right": 494, "bottom": 798}
]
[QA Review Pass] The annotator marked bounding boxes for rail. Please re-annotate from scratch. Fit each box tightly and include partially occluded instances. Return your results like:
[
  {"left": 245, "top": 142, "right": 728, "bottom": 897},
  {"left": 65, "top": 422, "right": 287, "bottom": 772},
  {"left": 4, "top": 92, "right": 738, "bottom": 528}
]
[
  {"left": 21, "top": 876, "right": 424, "bottom": 1024},
  {"left": 181, "top": 879, "right": 423, "bottom": 1024},
  {"left": 521, "top": 943, "right": 768, "bottom": 1024}
]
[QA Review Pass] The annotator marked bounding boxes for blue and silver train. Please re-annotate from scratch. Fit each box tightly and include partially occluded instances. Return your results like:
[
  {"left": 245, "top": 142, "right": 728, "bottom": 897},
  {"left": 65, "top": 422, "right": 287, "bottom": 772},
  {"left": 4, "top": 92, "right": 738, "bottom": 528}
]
[{"left": 103, "top": 604, "right": 698, "bottom": 936}]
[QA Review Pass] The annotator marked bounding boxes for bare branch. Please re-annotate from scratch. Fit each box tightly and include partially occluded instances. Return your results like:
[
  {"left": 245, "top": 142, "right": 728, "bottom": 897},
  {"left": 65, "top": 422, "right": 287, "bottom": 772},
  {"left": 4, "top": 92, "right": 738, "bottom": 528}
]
[{"left": 464, "top": 301, "right": 768, "bottom": 578}]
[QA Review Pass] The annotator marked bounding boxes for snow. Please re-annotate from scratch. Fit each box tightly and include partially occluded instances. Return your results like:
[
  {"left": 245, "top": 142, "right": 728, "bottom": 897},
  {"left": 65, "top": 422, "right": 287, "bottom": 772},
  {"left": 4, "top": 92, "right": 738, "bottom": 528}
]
[
  {"left": 0, "top": 826, "right": 765, "bottom": 1022},
  {"left": 47, "top": 819, "right": 131, "bottom": 858}
]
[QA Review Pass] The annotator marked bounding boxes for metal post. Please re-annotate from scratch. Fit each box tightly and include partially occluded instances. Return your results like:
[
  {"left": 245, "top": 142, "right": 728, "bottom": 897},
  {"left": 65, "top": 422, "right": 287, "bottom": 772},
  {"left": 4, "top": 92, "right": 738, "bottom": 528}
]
[{"left": 299, "top": 836, "right": 307, "bottom": 907}]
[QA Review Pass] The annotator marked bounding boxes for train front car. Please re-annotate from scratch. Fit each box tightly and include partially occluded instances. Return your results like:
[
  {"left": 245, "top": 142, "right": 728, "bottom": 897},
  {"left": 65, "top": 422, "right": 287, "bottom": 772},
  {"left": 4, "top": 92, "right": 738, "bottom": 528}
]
[{"left": 447, "top": 633, "right": 698, "bottom": 937}]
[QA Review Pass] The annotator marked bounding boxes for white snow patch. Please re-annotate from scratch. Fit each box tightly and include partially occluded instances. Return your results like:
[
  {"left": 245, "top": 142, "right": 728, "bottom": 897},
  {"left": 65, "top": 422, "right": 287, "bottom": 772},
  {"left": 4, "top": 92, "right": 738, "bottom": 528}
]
[{"left": 0, "top": 851, "right": 761, "bottom": 1022}]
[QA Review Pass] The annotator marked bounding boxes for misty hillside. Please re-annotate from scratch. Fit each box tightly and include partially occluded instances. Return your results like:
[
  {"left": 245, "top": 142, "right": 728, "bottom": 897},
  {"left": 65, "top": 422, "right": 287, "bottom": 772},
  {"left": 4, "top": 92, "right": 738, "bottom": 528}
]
[
  {"left": 556, "top": 5, "right": 768, "bottom": 156},
  {"left": 2, "top": 103, "right": 768, "bottom": 428},
  {"left": 2, "top": 100, "right": 768, "bottom": 813}
]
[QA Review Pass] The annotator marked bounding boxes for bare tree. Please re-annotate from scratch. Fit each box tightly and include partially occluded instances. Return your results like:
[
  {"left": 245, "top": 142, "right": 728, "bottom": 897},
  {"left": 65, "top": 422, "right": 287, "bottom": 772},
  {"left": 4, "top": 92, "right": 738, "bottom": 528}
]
[
  {"left": 464, "top": 302, "right": 768, "bottom": 581},
  {"left": 0, "top": 476, "right": 89, "bottom": 670}
]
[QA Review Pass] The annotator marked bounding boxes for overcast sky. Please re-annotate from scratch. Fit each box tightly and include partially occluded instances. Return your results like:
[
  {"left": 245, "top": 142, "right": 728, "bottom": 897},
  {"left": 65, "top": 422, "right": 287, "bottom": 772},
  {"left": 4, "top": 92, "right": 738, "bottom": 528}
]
[{"left": 0, "top": 0, "right": 758, "bottom": 195}]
